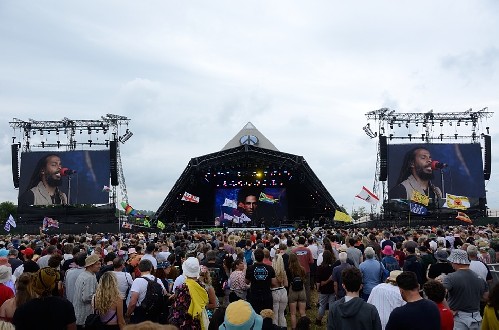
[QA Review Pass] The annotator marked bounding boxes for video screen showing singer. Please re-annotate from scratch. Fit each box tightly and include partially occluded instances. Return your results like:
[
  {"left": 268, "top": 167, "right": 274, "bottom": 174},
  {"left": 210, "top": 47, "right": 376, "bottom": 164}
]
[
  {"left": 389, "top": 147, "right": 443, "bottom": 203},
  {"left": 18, "top": 154, "right": 70, "bottom": 206}
]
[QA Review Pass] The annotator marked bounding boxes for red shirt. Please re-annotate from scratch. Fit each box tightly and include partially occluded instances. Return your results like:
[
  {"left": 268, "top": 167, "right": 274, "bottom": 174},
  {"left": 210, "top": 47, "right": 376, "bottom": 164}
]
[
  {"left": 437, "top": 302, "right": 454, "bottom": 330},
  {"left": 394, "top": 250, "right": 406, "bottom": 268},
  {"left": 0, "top": 284, "right": 14, "bottom": 307},
  {"left": 292, "top": 246, "right": 313, "bottom": 273}
]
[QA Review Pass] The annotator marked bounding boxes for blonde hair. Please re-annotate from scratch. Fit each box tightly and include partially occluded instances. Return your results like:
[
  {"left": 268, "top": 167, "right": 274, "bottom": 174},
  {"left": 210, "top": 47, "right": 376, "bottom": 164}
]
[
  {"left": 94, "top": 272, "right": 120, "bottom": 314},
  {"left": 199, "top": 266, "right": 212, "bottom": 286},
  {"left": 15, "top": 273, "right": 38, "bottom": 307},
  {"left": 272, "top": 254, "right": 287, "bottom": 284}
]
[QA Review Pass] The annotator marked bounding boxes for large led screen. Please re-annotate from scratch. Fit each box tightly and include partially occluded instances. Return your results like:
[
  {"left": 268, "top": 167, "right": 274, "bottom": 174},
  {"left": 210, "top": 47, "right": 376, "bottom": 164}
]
[
  {"left": 18, "top": 150, "right": 111, "bottom": 205},
  {"left": 214, "top": 187, "right": 288, "bottom": 225},
  {"left": 387, "top": 143, "right": 485, "bottom": 209}
]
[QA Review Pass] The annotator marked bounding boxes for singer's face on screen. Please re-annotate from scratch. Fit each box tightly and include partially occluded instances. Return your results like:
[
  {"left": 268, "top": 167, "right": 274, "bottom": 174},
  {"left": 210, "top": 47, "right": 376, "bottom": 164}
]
[
  {"left": 41, "top": 155, "right": 63, "bottom": 187},
  {"left": 411, "top": 148, "right": 434, "bottom": 181},
  {"left": 243, "top": 195, "right": 258, "bottom": 216}
]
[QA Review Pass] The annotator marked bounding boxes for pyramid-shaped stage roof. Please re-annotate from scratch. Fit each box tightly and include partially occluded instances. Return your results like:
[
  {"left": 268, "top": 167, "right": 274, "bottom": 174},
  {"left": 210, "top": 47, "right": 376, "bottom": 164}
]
[{"left": 155, "top": 123, "right": 340, "bottom": 225}]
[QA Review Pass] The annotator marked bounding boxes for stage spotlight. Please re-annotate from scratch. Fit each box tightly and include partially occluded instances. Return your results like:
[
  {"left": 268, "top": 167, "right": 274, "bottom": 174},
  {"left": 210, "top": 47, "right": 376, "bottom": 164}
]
[
  {"left": 408, "top": 134, "right": 412, "bottom": 141},
  {"left": 256, "top": 172, "right": 263, "bottom": 178},
  {"left": 486, "top": 127, "right": 490, "bottom": 134},
  {"left": 41, "top": 141, "right": 45, "bottom": 148},
  {"left": 421, "top": 134, "right": 425, "bottom": 141}
]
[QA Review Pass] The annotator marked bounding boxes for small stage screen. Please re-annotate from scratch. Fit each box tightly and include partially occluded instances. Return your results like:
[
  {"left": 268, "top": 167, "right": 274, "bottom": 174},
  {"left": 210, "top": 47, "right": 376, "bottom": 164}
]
[
  {"left": 387, "top": 143, "right": 485, "bottom": 210},
  {"left": 214, "top": 187, "right": 288, "bottom": 225},
  {"left": 18, "top": 150, "right": 111, "bottom": 205}
]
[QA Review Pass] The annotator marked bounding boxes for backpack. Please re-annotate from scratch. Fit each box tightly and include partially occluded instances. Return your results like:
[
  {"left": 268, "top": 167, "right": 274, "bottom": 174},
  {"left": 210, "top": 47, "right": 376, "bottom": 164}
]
[
  {"left": 140, "top": 276, "right": 164, "bottom": 319},
  {"left": 244, "top": 249, "right": 253, "bottom": 266},
  {"left": 291, "top": 276, "right": 304, "bottom": 291},
  {"left": 383, "top": 256, "right": 401, "bottom": 272},
  {"left": 208, "top": 266, "right": 225, "bottom": 297}
]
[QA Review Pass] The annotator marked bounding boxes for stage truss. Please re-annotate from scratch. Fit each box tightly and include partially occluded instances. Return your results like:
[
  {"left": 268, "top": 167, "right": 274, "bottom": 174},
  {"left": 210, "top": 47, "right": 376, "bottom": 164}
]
[
  {"left": 363, "top": 107, "right": 493, "bottom": 221},
  {"left": 9, "top": 114, "right": 132, "bottom": 208}
]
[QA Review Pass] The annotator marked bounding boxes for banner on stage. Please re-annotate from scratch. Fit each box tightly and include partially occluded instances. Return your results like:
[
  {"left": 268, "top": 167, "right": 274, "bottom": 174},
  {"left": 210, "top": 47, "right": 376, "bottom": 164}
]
[{"left": 181, "top": 192, "right": 200, "bottom": 203}]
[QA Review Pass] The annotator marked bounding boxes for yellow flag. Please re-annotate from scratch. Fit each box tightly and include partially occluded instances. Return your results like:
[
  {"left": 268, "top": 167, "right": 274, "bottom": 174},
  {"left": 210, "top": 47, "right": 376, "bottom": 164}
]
[
  {"left": 334, "top": 210, "right": 353, "bottom": 222},
  {"left": 446, "top": 194, "right": 470, "bottom": 210}
]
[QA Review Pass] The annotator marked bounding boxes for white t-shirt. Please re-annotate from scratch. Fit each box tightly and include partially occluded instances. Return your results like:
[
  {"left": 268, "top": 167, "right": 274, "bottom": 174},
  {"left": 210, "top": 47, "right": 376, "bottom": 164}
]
[
  {"left": 141, "top": 254, "right": 158, "bottom": 269},
  {"left": 129, "top": 274, "right": 165, "bottom": 306},
  {"left": 308, "top": 244, "right": 319, "bottom": 260},
  {"left": 469, "top": 260, "right": 489, "bottom": 281},
  {"left": 113, "top": 271, "right": 133, "bottom": 299}
]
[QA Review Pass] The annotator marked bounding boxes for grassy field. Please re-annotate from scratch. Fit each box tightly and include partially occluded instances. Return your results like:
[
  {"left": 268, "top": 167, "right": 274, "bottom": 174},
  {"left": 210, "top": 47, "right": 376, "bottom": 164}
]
[{"left": 284, "top": 289, "right": 323, "bottom": 330}]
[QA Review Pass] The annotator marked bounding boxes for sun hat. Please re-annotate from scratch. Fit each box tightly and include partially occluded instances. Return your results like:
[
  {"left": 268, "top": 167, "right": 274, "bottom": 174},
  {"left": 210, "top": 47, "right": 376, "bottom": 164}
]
[
  {"left": 447, "top": 249, "right": 470, "bottom": 265},
  {"left": 382, "top": 245, "right": 394, "bottom": 256},
  {"left": 220, "top": 300, "right": 263, "bottom": 330},
  {"left": 0, "top": 266, "right": 11, "bottom": 284},
  {"left": 182, "top": 257, "right": 200, "bottom": 278},
  {"left": 0, "top": 249, "right": 8, "bottom": 258},
  {"left": 32, "top": 267, "right": 59, "bottom": 295},
  {"left": 387, "top": 270, "right": 403, "bottom": 282},
  {"left": 435, "top": 250, "right": 449, "bottom": 262},
  {"left": 84, "top": 254, "right": 101, "bottom": 268}
]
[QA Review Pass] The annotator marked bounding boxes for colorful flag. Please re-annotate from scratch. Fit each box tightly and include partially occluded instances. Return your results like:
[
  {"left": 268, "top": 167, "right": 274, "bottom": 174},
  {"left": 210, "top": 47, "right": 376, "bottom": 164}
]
[
  {"left": 446, "top": 194, "right": 470, "bottom": 210},
  {"left": 122, "top": 222, "right": 133, "bottom": 229},
  {"left": 240, "top": 213, "right": 252, "bottom": 222},
  {"left": 4, "top": 222, "right": 10, "bottom": 232},
  {"left": 411, "top": 190, "right": 429, "bottom": 206},
  {"left": 42, "top": 217, "right": 59, "bottom": 231},
  {"left": 223, "top": 213, "right": 234, "bottom": 221},
  {"left": 143, "top": 219, "right": 151, "bottom": 228},
  {"left": 6, "top": 215, "right": 16, "bottom": 228},
  {"left": 334, "top": 210, "right": 353, "bottom": 222},
  {"left": 456, "top": 211, "right": 472, "bottom": 224},
  {"left": 259, "top": 192, "right": 279, "bottom": 204},
  {"left": 181, "top": 192, "right": 200, "bottom": 203},
  {"left": 355, "top": 186, "right": 379, "bottom": 205},
  {"left": 410, "top": 203, "right": 427, "bottom": 215},
  {"left": 222, "top": 198, "right": 238, "bottom": 208},
  {"left": 157, "top": 220, "right": 165, "bottom": 230}
]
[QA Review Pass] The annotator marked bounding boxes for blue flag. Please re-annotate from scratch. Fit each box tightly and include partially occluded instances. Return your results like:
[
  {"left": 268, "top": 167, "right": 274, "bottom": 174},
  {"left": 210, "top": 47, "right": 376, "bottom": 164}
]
[{"left": 410, "top": 203, "right": 428, "bottom": 215}]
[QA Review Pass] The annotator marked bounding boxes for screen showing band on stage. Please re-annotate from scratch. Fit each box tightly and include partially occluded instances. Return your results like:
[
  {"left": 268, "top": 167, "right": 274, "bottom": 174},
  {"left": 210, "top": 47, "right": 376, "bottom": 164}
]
[
  {"left": 214, "top": 187, "right": 288, "bottom": 226},
  {"left": 387, "top": 143, "right": 486, "bottom": 211},
  {"left": 18, "top": 150, "right": 111, "bottom": 206}
]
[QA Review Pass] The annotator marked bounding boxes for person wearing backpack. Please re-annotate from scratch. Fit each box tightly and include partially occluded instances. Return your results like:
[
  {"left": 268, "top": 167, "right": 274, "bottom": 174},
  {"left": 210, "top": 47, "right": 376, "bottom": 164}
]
[
  {"left": 126, "top": 259, "right": 166, "bottom": 324},
  {"left": 381, "top": 246, "right": 401, "bottom": 272},
  {"left": 288, "top": 252, "right": 306, "bottom": 330}
]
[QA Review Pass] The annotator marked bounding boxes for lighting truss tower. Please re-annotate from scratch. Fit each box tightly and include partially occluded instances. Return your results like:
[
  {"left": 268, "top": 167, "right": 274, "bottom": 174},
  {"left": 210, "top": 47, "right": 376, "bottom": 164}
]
[
  {"left": 364, "top": 107, "right": 493, "bottom": 217},
  {"left": 9, "top": 114, "right": 132, "bottom": 207}
]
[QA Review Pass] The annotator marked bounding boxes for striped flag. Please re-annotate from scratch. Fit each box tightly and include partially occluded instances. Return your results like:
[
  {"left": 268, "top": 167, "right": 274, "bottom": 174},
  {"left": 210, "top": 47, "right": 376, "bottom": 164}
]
[
  {"left": 157, "top": 221, "right": 165, "bottom": 230},
  {"left": 259, "top": 192, "right": 279, "bottom": 204},
  {"left": 181, "top": 192, "right": 200, "bottom": 203},
  {"left": 355, "top": 186, "right": 379, "bottom": 205},
  {"left": 334, "top": 210, "right": 353, "bottom": 222},
  {"left": 4, "top": 222, "right": 10, "bottom": 232},
  {"left": 122, "top": 222, "right": 133, "bottom": 229},
  {"left": 7, "top": 215, "right": 16, "bottom": 228}
]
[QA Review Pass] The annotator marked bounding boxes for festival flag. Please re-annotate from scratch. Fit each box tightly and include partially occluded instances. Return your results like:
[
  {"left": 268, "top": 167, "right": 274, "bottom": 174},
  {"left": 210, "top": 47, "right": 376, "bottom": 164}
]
[
  {"left": 456, "top": 211, "right": 472, "bottom": 224},
  {"left": 102, "top": 185, "right": 112, "bottom": 193},
  {"left": 157, "top": 220, "right": 165, "bottom": 230},
  {"left": 4, "top": 222, "right": 10, "bottom": 232},
  {"left": 222, "top": 198, "right": 238, "bottom": 208},
  {"left": 259, "top": 192, "right": 279, "bottom": 204},
  {"left": 410, "top": 190, "right": 429, "bottom": 206},
  {"left": 42, "top": 217, "right": 59, "bottom": 231},
  {"left": 355, "top": 186, "right": 379, "bottom": 205},
  {"left": 143, "top": 219, "right": 151, "bottom": 228},
  {"left": 334, "top": 210, "right": 353, "bottom": 222},
  {"left": 223, "top": 213, "right": 234, "bottom": 221},
  {"left": 240, "top": 213, "right": 252, "bottom": 222},
  {"left": 6, "top": 214, "right": 16, "bottom": 228},
  {"left": 445, "top": 194, "right": 470, "bottom": 210},
  {"left": 181, "top": 192, "right": 200, "bottom": 203},
  {"left": 122, "top": 222, "right": 133, "bottom": 229},
  {"left": 121, "top": 202, "right": 136, "bottom": 216},
  {"left": 410, "top": 203, "right": 428, "bottom": 215}
]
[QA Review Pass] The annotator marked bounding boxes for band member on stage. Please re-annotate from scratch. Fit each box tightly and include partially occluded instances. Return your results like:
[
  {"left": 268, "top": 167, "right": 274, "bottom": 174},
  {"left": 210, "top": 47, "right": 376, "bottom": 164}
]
[
  {"left": 18, "top": 154, "right": 68, "bottom": 206},
  {"left": 389, "top": 147, "right": 442, "bottom": 203}
]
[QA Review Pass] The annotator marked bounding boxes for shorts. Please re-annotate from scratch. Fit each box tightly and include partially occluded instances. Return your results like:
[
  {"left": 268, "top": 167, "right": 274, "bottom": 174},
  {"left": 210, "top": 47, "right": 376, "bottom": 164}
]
[{"left": 288, "top": 288, "right": 306, "bottom": 304}]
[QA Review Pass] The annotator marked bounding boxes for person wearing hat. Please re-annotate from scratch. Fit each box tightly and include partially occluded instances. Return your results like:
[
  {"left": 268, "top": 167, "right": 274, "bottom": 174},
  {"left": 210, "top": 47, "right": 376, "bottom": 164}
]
[
  {"left": 381, "top": 245, "right": 401, "bottom": 272},
  {"left": 442, "top": 249, "right": 488, "bottom": 329},
  {"left": 12, "top": 267, "right": 77, "bottom": 330},
  {"left": 385, "top": 271, "right": 440, "bottom": 330},
  {"left": 427, "top": 249, "right": 454, "bottom": 280},
  {"left": 73, "top": 254, "right": 101, "bottom": 328},
  {"left": 168, "top": 257, "right": 208, "bottom": 329},
  {"left": 219, "top": 300, "right": 263, "bottom": 330},
  {"left": 0, "top": 266, "right": 14, "bottom": 308},
  {"left": 367, "top": 270, "right": 405, "bottom": 330}
]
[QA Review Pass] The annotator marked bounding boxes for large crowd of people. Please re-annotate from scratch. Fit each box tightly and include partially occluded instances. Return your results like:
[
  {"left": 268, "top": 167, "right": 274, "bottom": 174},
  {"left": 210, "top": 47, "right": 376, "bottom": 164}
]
[{"left": 0, "top": 223, "right": 497, "bottom": 329}]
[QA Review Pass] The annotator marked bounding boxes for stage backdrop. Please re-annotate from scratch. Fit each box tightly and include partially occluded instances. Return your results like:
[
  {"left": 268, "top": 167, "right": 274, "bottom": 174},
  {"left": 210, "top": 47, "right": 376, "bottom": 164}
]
[
  {"left": 387, "top": 143, "right": 486, "bottom": 209},
  {"left": 18, "top": 150, "right": 110, "bottom": 205},
  {"left": 214, "top": 187, "right": 288, "bottom": 225}
]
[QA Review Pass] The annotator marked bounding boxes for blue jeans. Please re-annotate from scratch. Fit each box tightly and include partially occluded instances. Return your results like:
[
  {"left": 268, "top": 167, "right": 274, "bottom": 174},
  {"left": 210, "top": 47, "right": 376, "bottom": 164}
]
[{"left": 317, "top": 293, "right": 335, "bottom": 319}]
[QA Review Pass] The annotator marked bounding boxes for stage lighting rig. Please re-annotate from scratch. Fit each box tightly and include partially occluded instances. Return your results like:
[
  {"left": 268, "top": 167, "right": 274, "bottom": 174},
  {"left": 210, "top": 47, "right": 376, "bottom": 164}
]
[
  {"left": 363, "top": 123, "right": 377, "bottom": 138},
  {"left": 119, "top": 129, "right": 133, "bottom": 144}
]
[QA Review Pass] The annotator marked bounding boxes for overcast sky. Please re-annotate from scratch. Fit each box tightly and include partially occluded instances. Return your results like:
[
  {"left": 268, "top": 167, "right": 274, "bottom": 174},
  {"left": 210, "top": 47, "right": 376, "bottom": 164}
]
[{"left": 1, "top": 1, "right": 498, "bottom": 217}]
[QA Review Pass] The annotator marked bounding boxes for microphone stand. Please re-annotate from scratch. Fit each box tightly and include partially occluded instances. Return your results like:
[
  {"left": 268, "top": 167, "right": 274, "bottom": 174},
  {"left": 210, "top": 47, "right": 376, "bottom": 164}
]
[
  {"left": 67, "top": 175, "right": 73, "bottom": 204},
  {"left": 439, "top": 169, "right": 445, "bottom": 206}
]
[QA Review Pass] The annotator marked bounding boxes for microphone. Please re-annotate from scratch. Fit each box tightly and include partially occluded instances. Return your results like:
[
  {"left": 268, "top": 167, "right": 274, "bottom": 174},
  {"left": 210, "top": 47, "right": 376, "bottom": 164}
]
[
  {"left": 431, "top": 161, "right": 448, "bottom": 170},
  {"left": 61, "top": 168, "right": 77, "bottom": 176}
]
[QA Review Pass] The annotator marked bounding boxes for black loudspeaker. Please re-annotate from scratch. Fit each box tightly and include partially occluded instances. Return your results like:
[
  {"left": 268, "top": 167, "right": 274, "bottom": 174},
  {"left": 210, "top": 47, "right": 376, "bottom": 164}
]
[
  {"left": 484, "top": 135, "right": 491, "bottom": 180},
  {"left": 11, "top": 144, "right": 20, "bottom": 188},
  {"left": 110, "top": 141, "right": 119, "bottom": 186},
  {"left": 379, "top": 136, "right": 388, "bottom": 181}
]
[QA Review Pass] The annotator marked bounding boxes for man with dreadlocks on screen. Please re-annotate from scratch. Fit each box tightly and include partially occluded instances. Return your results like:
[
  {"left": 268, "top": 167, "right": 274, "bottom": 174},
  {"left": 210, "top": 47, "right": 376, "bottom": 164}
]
[
  {"left": 18, "top": 154, "right": 68, "bottom": 206},
  {"left": 389, "top": 147, "right": 442, "bottom": 206}
]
